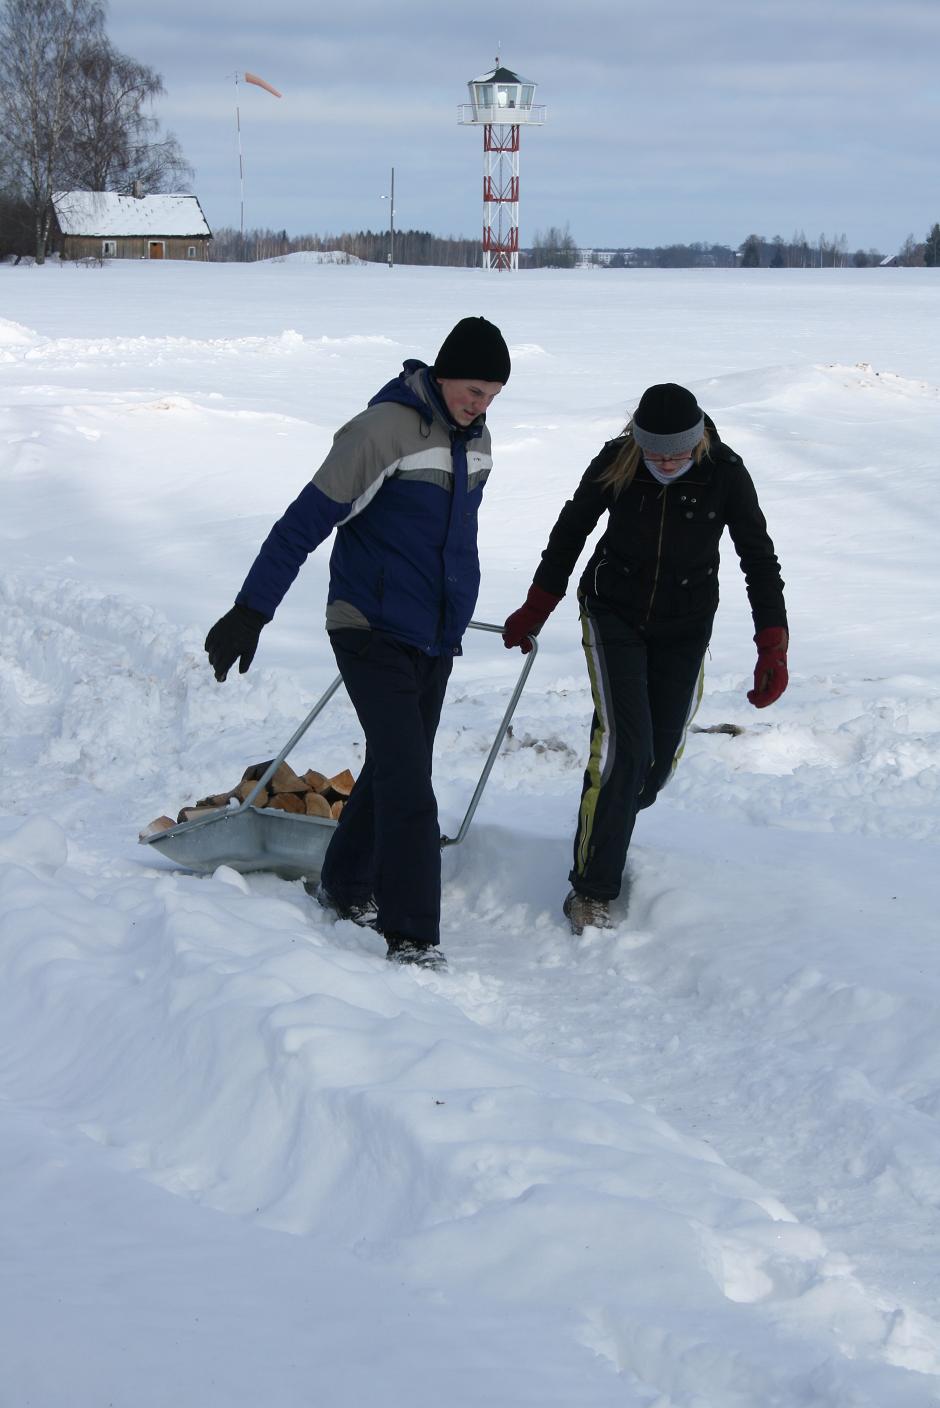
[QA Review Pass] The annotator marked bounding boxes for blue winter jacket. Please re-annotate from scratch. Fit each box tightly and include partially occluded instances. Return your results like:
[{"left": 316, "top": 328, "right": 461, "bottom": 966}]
[{"left": 236, "top": 363, "right": 493, "bottom": 655}]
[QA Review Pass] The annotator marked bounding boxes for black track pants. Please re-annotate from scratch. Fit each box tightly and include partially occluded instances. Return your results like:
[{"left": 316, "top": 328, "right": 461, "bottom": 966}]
[
  {"left": 320, "top": 629, "right": 453, "bottom": 946},
  {"left": 570, "top": 602, "right": 710, "bottom": 901}
]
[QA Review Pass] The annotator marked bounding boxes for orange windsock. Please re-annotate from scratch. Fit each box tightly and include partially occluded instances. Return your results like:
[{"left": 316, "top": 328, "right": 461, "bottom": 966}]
[{"left": 244, "top": 72, "right": 282, "bottom": 98}]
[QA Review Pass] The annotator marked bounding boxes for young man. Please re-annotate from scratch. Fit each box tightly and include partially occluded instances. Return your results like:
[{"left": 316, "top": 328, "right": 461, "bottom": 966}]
[{"left": 205, "top": 317, "right": 511, "bottom": 968}]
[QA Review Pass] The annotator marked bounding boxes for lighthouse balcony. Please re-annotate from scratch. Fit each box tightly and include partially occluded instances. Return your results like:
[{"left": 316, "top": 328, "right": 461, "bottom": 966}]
[{"left": 458, "top": 103, "right": 547, "bottom": 126}]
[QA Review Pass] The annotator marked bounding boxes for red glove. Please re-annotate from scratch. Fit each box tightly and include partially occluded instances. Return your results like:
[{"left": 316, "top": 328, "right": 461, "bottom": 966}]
[
  {"left": 748, "top": 627, "right": 788, "bottom": 708},
  {"left": 502, "top": 584, "right": 562, "bottom": 653}
]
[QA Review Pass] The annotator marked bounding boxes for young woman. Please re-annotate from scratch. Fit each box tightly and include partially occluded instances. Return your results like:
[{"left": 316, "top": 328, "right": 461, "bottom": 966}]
[{"left": 502, "top": 384, "right": 788, "bottom": 935}]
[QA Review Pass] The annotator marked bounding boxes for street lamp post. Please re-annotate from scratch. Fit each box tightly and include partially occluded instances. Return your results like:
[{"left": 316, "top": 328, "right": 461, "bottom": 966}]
[{"left": 381, "top": 167, "right": 395, "bottom": 268}]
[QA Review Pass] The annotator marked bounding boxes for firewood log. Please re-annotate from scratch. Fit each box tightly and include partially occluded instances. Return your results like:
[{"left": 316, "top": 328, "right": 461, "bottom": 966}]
[
  {"left": 242, "top": 760, "right": 306, "bottom": 792},
  {"left": 267, "top": 762, "right": 308, "bottom": 794},
  {"left": 304, "top": 792, "right": 332, "bottom": 818},
  {"left": 241, "top": 759, "right": 274, "bottom": 783},
  {"left": 233, "top": 780, "right": 269, "bottom": 806},
  {"left": 177, "top": 805, "right": 226, "bottom": 824},
  {"left": 193, "top": 791, "right": 234, "bottom": 809},
  {"left": 265, "top": 792, "right": 306, "bottom": 814}
]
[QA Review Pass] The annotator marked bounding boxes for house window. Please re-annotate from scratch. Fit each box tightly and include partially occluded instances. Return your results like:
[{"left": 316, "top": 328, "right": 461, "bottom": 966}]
[
  {"left": 187, "top": 246, "right": 197, "bottom": 259},
  {"left": 102, "top": 240, "right": 117, "bottom": 257}
]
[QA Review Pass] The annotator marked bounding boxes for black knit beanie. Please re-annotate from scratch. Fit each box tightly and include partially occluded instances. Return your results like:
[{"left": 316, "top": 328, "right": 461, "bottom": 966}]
[
  {"left": 433, "top": 316, "right": 511, "bottom": 384},
  {"left": 632, "top": 383, "right": 704, "bottom": 455}
]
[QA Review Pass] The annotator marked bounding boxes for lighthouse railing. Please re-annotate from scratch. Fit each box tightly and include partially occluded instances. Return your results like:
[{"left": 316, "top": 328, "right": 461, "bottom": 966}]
[{"left": 457, "top": 103, "right": 547, "bottom": 125}]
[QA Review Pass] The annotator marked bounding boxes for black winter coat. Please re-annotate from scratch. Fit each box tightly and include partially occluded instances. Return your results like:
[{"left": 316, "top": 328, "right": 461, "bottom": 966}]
[{"left": 532, "top": 425, "right": 787, "bottom": 635}]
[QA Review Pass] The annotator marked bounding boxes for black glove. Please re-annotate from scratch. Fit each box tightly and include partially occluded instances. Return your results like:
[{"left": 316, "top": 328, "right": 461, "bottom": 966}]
[{"left": 204, "top": 604, "right": 269, "bottom": 682}]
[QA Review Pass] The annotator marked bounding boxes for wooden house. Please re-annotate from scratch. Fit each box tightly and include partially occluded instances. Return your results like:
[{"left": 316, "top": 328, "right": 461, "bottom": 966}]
[{"left": 51, "top": 191, "right": 212, "bottom": 261}]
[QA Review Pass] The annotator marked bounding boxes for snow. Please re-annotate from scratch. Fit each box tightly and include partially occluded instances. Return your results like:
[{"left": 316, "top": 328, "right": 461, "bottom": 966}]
[
  {"left": 270, "top": 250, "right": 368, "bottom": 265},
  {"left": 51, "top": 191, "right": 211, "bottom": 237},
  {"left": 1, "top": 260, "right": 939, "bottom": 1407}
]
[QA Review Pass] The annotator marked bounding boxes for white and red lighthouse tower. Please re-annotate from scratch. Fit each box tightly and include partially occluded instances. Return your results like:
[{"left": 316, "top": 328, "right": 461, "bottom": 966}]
[{"left": 458, "top": 61, "right": 546, "bottom": 271}]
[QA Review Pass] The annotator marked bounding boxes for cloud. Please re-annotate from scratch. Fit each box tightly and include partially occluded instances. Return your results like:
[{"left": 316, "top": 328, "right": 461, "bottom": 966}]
[{"left": 105, "top": 0, "right": 940, "bottom": 251}]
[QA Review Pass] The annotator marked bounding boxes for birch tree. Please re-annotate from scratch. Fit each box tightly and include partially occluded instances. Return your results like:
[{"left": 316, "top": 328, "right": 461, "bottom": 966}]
[
  {"left": 0, "top": 0, "right": 191, "bottom": 260},
  {"left": 68, "top": 38, "right": 190, "bottom": 193},
  {"left": 0, "top": 0, "right": 104, "bottom": 260}
]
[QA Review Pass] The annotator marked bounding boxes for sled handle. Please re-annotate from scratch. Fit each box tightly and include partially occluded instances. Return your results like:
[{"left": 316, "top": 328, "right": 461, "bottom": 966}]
[
  {"left": 238, "top": 620, "right": 538, "bottom": 834},
  {"left": 441, "top": 621, "right": 538, "bottom": 849},
  {"left": 237, "top": 673, "right": 345, "bottom": 810}
]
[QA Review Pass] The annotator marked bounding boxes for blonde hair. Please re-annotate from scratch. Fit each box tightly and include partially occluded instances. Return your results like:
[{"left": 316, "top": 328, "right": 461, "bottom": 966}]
[{"left": 598, "top": 421, "right": 711, "bottom": 495}]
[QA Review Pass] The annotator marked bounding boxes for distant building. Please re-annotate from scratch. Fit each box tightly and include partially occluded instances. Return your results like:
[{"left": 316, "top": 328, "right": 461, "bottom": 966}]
[
  {"left": 571, "top": 250, "right": 633, "bottom": 268},
  {"left": 51, "top": 190, "right": 212, "bottom": 261},
  {"left": 592, "top": 250, "right": 637, "bottom": 268},
  {"left": 879, "top": 254, "right": 900, "bottom": 267}
]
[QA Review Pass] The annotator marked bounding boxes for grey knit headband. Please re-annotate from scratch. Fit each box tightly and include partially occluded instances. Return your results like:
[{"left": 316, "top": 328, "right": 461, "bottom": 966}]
[{"left": 632, "top": 415, "right": 705, "bottom": 456}]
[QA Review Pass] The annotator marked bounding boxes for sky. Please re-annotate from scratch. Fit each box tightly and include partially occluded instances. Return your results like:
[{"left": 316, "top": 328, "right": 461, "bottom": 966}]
[{"left": 107, "top": 0, "right": 939, "bottom": 254}]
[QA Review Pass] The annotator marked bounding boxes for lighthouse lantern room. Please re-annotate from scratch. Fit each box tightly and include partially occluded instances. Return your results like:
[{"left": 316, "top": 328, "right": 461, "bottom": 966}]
[{"left": 458, "top": 61, "right": 546, "bottom": 271}]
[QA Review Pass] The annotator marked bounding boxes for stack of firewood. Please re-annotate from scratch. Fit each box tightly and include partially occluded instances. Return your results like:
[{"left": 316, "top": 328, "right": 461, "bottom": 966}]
[{"left": 140, "top": 761, "right": 355, "bottom": 839}]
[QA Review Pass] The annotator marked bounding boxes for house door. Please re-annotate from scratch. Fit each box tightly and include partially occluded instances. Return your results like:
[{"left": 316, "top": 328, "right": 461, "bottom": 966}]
[{"left": 148, "top": 241, "right": 165, "bottom": 260}]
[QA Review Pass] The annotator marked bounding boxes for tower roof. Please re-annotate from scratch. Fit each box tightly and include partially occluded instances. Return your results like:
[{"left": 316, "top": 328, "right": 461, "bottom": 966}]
[{"left": 471, "top": 65, "right": 534, "bottom": 86}]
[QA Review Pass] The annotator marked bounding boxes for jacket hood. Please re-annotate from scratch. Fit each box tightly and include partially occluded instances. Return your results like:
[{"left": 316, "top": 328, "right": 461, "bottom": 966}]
[
  {"left": 368, "top": 360, "right": 436, "bottom": 421},
  {"left": 368, "top": 360, "right": 484, "bottom": 439}
]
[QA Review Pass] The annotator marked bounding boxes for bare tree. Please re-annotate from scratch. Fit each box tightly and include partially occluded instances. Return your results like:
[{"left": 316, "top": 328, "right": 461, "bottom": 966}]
[
  {"left": 68, "top": 38, "right": 191, "bottom": 193},
  {"left": 898, "top": 233, "right": 925, "bottom": 267},
  {"left": 789, "top": 229, "right": 810, "bottom": 268},
  {"left": 0, "top": 0, "right": 192, "bottom": 260},
  {"left": 0, "top": 0, "right": 105, "bottom": 260},
  {"left": 528, "top": 224, "right": 578, "bottom": 269}
]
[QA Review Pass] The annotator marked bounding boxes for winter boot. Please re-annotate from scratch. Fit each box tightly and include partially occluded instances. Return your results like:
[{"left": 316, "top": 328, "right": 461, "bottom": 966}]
[
  {"left": 385, "top": 933, "right": 447, "bottom": 970},
  {"left": 563, "top": 889, "right": 612, "bottom": 937},
  {"left": 311, "top": 881, "right": 380, "bottom": 931}
]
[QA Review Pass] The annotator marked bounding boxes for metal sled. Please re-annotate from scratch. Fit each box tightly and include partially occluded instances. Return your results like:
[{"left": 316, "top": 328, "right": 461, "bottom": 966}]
[{"left": 140, "top": 622, "right": 537, "bottom": 882}]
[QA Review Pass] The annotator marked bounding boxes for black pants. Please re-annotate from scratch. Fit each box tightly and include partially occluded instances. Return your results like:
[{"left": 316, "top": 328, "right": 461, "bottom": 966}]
[
  {"left": 320, "top": 629, "right": 453, "bottom": 946},
  {"left": 570, "top": 601, "right": 711, "bottom": 901}
]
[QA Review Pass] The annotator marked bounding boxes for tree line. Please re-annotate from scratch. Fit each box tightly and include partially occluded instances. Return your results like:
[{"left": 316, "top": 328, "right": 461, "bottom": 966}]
[
  {"left": 210, "top": 224, "right": 586, "bottom": 269},
  {"left": 0, "top": 0, "right": 189, "bottom": 261},
  {"left": 206, "top": 222, "right": 940, "bottom": 270},
  {"left": 591, "top": 224, "right": 940, "bottom": 270},
  {"left": 896, "top": 226, "right": 940, "bottom": 267},
  {"left": 597, "top": 243, "right": 737, "bottom": 269},
  {"left": 219, "top": 224, "right": 937, "bottom": 271},
  {"left": 209, "top": 226, "right": 484, "bottom": 267}
]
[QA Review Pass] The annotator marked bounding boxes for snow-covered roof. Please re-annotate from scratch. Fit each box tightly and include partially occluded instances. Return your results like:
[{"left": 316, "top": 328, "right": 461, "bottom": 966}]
[{"left": 52, "top": 192, "right": 212, "bottom": 238}]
